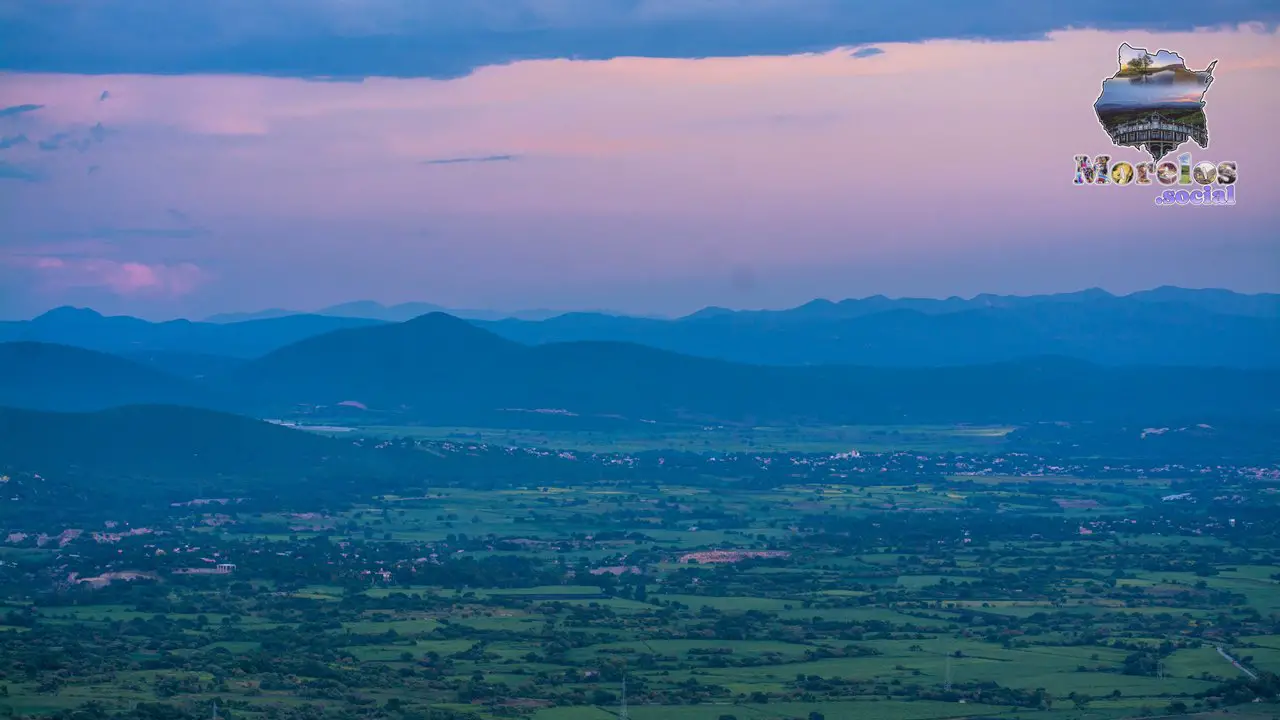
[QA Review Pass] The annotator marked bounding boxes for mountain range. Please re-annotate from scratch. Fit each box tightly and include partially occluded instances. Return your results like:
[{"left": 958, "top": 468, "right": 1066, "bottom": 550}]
[
  {"left": 222, "top": 287, "right": 1280, "bottom": 323},
  {"left": 0, "top": 306, "right": 380, "bottom": 363},
  {"left": 476, "top": 286, "right": 1280, "bottom": 368},
  {"left": 6, "top": 287, "right": 1280, "bottom": 370},
  {"left": 478, "top": 298, "right": 1279, "bottom": 368},
  {"left": 229, "top": 313, "right": 1280, "bottom": 425},
  {"left": 205, "top": 301, "right": 595, "bottom": 324},
  {"left": 2, "top": 312, "right": 1276, "bottom": 428}
]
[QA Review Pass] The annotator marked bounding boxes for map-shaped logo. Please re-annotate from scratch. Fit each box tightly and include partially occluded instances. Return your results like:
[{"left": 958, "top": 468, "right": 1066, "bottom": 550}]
[{"left": 1093, "top": 44, "right": 1216, "bottom": 162}]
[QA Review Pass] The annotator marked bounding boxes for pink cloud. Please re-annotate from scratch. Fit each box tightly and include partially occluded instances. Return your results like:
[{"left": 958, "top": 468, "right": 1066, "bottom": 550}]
[{"left": 10, "top": 256, "right": 207, "bottom": 297}]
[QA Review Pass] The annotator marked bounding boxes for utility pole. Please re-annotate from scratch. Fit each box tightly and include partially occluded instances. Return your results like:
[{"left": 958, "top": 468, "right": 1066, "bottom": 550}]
[{"left": 945, "top": 653, "right": 953, "bottom": 692}]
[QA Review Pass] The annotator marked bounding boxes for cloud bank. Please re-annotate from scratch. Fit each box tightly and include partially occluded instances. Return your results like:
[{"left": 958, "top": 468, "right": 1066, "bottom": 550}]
[
  {"left": 0, "top": 104, "right": 43, "bottom": 118},
  {"left": 422, "top": 154, "right": 519, "bottom": 166},
  {"left": 9, "top": 256, "right": 207, "bottom": 297},
  {"left": 0, "top": 0, "right": 1275, "bottom": 78}
]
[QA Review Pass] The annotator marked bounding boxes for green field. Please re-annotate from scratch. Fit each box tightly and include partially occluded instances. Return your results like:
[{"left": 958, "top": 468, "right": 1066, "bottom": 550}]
[{"left": 1, "top": 443, "right": 1276, "bottom": 720}]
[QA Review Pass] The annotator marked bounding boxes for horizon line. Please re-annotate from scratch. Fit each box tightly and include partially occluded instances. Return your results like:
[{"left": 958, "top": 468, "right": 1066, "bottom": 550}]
[{"left": 11, "top": 284, "right": 1276, "bottom": 324}]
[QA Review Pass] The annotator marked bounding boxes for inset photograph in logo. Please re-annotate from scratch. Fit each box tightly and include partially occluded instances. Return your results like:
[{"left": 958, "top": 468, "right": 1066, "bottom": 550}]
[
  {"left": 1094, "top": 44, "right": 1216, "bottom": 162},
  {"left": 1075, "top": 44, "right": 1234, "bottom": 206}
]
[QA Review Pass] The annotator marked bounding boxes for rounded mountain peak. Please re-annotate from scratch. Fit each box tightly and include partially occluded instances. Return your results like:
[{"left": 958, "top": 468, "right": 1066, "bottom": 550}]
[{"left": 33, "top": 306, "right": 105, "bottom": 323}]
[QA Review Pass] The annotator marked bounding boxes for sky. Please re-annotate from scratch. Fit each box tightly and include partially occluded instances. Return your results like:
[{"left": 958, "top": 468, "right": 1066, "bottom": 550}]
[{"left": 1, "top": 0, "right": 1278, "bottom": 320}]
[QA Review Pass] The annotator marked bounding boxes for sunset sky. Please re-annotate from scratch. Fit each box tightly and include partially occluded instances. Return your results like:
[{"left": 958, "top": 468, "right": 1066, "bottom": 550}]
[{"left": 1, "top": 1, "right": 1278, "bottom": 320}]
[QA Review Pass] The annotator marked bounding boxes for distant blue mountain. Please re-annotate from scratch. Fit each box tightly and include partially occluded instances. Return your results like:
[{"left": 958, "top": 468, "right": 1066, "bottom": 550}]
[
  {"left": 206, "top": 312, "right": 1280, "bottom": 426},
  {"left": 9, "top": 287, "right": 1280, "bottom": 369},
  {"left": 206, "top": 302, "right": 582, "bottom": 324},
  {"left": 3, "top": 309, "right": 1276, "bottom": 428},
  {"left": 476, "top": 287, "right": 1280, "bottom": 369},
  {"left": 0, "top": 307, "right": 382, "bottom": 358}
]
